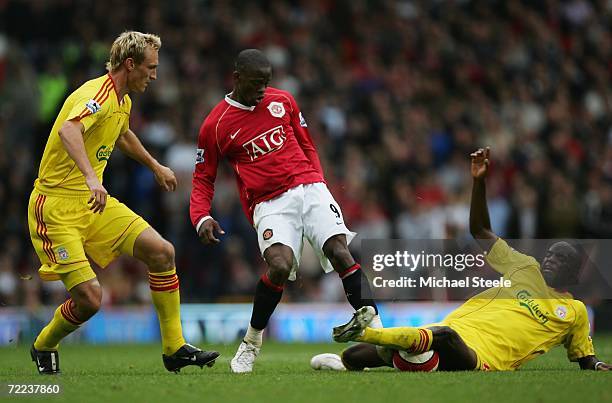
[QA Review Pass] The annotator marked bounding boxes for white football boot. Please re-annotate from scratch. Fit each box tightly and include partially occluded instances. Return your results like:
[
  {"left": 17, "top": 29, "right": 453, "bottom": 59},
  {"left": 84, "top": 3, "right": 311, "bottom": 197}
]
[
  {"left": 230, "top": 341, "right": 260, "bottom": 373},
  {"left": 332, "top": 306, "right": 376, "bottom": 342},
  {"left": 310, "top": 353, "right": 346, "bottom": 371}
]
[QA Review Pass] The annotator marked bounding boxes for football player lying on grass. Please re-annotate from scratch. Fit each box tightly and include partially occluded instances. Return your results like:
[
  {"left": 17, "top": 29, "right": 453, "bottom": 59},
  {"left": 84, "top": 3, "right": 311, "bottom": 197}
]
[{"left": 312, "top": 148, "right": 611, "bottom": 372}]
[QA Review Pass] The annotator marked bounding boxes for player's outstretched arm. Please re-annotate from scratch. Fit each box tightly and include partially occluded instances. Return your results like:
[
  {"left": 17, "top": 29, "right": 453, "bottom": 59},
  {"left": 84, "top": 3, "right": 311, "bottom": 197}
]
[
  {"left": 59, "top": 120, "right": 108, "bottom": 213},
  {"left": 469, "top": 147, "right": 497, "bottom": 245},
  {"left": 578, "top": 355, "right": 611, "bottom": 371},
  {"left": 116, "top": 129, "right": 177, "bottom": 191}
]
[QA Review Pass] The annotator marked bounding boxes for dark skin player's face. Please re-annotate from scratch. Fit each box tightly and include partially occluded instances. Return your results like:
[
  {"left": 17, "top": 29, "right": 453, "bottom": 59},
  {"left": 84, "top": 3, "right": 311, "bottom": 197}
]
[
  {"left": 541, "top": 242, "right": 578, "bottom": 288},
  {"left": 233, "top": 65, "right": 272, "bottom": 106}
]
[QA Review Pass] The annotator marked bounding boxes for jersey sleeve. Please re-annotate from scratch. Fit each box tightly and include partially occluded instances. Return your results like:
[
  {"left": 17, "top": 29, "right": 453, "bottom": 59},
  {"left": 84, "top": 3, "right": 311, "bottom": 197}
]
[
  {"left": 190, "top": 118, "right": 220, "bottom": 228},
  {"left": 564, "top": 301, "right": 595, "bottom": 361},
  {"left": 485, "top": 238, "right": 540, "bottom": 276},
  {"left": 65, "top": 84, "right": 110, "bottom": 133},
  {"left": 288, "top": 93, "right": 324, "bottom": 176}
]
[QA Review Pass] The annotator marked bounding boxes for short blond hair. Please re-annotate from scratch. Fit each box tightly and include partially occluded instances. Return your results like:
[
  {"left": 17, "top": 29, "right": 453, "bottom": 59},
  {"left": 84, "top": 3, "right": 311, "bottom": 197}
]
[{"left": 106, "top": 31, "right": 161, "bottom": 72}]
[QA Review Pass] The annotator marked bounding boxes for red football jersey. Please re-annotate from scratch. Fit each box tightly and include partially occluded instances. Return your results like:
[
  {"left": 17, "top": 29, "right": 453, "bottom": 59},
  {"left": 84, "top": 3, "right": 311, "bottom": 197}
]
[{"left": 190, "top": 87, "right": 325, "bottom": 227}]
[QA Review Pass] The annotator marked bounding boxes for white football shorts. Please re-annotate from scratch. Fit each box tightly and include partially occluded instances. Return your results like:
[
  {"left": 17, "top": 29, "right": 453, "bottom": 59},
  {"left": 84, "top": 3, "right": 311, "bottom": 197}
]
[{"left": 253, "top": 182, "right": 356, "bottom": 280}]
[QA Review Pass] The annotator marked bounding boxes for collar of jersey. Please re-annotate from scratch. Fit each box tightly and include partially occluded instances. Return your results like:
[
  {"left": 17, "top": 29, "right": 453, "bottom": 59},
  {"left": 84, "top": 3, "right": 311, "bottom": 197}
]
[
  {"left": 107, "top": 73, "right": 124, "bottom": 105},
  {"left": 225, "top": 93, "right": 256, "bottom": 111}
]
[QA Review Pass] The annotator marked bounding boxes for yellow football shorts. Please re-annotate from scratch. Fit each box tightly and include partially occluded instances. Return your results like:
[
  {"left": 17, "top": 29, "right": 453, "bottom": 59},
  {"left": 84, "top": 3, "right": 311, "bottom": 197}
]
[
  {"left": 440, "top": 321, "right": 494, "bottom": 371},
  {"left": 28, "top": 190, "right": 150, "bottom": 290}
]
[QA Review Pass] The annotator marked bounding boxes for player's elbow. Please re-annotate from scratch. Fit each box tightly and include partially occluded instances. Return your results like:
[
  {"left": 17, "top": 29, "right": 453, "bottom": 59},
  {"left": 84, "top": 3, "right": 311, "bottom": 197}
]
[
  {"left": 59, "top": 120, "right": 82, "bottom": 139},
  {"left": 58, "top": 122, "right": 69, "bottom": 139},
  {"left": 470, "top": 227, "right": 495, "bottom": 240},
  {"left": 469, "top": 226, "right": 484, "bottom": 238}
]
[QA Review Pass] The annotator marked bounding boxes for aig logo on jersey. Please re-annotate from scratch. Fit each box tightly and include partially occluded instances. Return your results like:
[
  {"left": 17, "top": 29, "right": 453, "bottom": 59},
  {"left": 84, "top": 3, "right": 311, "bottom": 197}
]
[
  {"left": 267, "top": 102, "right": 285, "bottom": 118},
  {"left": 85, "top": 99, "right": 102, "bottom": 114},
  {"left": 243, "top": 125, "right": 286, "bottom": 161}
]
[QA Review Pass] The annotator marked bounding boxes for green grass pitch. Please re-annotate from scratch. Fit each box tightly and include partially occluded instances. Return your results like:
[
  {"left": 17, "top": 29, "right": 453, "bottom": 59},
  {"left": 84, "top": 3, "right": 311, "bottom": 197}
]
[{"left": 1, "top": 336, "right": 611, "bottom": 403}]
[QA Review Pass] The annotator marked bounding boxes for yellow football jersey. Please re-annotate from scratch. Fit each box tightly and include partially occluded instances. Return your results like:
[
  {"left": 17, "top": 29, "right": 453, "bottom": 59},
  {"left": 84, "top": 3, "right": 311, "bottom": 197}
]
[
  {"left": 443, "top": 238, "right": 594, "bottom": 370},
  {"left": 35, "top": 73, "right": 131, "bottom": 195}
]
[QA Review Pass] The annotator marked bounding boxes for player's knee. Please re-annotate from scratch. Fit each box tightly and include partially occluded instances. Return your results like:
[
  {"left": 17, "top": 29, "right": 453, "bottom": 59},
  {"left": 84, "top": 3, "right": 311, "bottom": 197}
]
[
  {"left": 340, "top": 349, "right": 356, "bottom": 367},
  {"left": 148, "top": 239, "right": 175, "bottom": 272},
  {"left": 323, "top": 236, "right": 353, "bottom": 270},
  {"left": 159, "top": 240, "right": 175, "bottom": 266},
  {"left": 72, "top": 284, "right": 102, "bottom": 319},
  {"left": 266, "top": 256, "right": 292, "bottom": 285},
  {"left": 432, "top": 326, "right": 461, "bottom": 347},
  {"left": 340, "top": 348, "right": 362, "bottom": 371},
  {"left": 264, "top": 245, "right": 293, "bottom": 285}
]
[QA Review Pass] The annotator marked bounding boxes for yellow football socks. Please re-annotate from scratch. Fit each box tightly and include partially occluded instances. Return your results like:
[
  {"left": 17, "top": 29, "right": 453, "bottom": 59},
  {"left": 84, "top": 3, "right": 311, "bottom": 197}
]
[
  {"left": 357, "top": 327, "right": 433, "bottom": 353},
  {"left": 34, "top": 299, "right": 82, "bottom": 351},
  {"left": 149, "top": 268, "right": 186, "bottom": 356}
]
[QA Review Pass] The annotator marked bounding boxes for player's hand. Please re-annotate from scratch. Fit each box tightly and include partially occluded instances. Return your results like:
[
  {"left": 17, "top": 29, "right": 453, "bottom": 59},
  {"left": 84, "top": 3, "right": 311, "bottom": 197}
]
[
  {"left": 85, "top": 176, "right": 108, "bottom": 214},
  {"left": 153, "top": 164, "right": 177, "bottom": 192},
  {"left": 198, "top": 218, "right": 225, "bottom": 245},
  {"left": 595, "top": 361, "right": 611, "bottom": 371},
  {"left": 470, "top": 147, "right": 490, "bottom": 179}
]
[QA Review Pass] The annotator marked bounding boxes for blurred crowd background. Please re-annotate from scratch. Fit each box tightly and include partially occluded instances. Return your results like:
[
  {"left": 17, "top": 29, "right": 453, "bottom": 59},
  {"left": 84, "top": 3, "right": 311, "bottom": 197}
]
[{"left": 1, "top": 0, "right": 611, "bottom": 319}]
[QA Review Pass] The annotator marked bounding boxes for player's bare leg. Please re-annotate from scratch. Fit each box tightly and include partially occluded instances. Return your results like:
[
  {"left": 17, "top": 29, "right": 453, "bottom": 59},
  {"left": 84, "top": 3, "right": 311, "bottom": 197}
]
[
  {"left": 341, "top": 343, "right": 392, "bottom": 371},
  {"left": 334, "top": 310, "right": 478, "bottom": 372},
  {"left": 338, "top": 327, "right": 477, "bottom": 371},
  {"left": 231, "top": 243, "right": 293, "bottom": 373},
  {"left": 428, "top": 326, "right": 478, "bottom": 371},
  {"left": 67, "top": 279, "right": 103, "bottom": 320},
  {"left": 133, "top": 228, "right": 219, "bottom": 372},
  {"left": 31, "top": 278, "right": 102, "bottom": 374},
  {"left": 323, "top": 235, "right": 381, "bottom": 328},
  {"left": 311, "top": 343, "right": 391, "bottom": 371}
]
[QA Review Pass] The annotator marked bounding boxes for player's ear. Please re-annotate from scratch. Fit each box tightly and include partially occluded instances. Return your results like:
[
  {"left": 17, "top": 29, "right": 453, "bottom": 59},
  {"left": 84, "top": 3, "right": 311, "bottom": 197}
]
[{"left": 125, "top": 58, "right": 135, "bottom": 72}]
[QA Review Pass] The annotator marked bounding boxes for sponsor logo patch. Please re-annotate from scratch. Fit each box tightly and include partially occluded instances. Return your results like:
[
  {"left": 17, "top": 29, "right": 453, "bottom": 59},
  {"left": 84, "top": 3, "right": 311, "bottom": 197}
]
[
  {"left": 96, "top": 145, "right": 113, "bottom": 161},
  {"left": 85, "top": 99, "right": 102, "bottom": 115},
  {"left": 242, "top": 125, "right": 286, "bottom": 161},
  {"left": 299, "top": 112, "right": 307, "bottom": 127},
  {"left": 267, "top": 101, "right": 285, "bottom": 118},
  {"left": 517, "top": 290, "right": 550, "bottom": 325},
  {"left": 263, "top": 229, "right": 273, "bottom": 240},
  {"left": 196, "top": 148, "right": 205, "bottom": 164},
  {"left": 555, "top": 305, "right": 568, "bottom": 319}
]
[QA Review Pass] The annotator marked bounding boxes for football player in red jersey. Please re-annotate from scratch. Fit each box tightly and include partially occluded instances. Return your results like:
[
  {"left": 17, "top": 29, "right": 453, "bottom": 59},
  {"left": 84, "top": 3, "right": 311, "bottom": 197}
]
[{"left": 190, "top": 49, "right": 381, "bottom": 373}]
